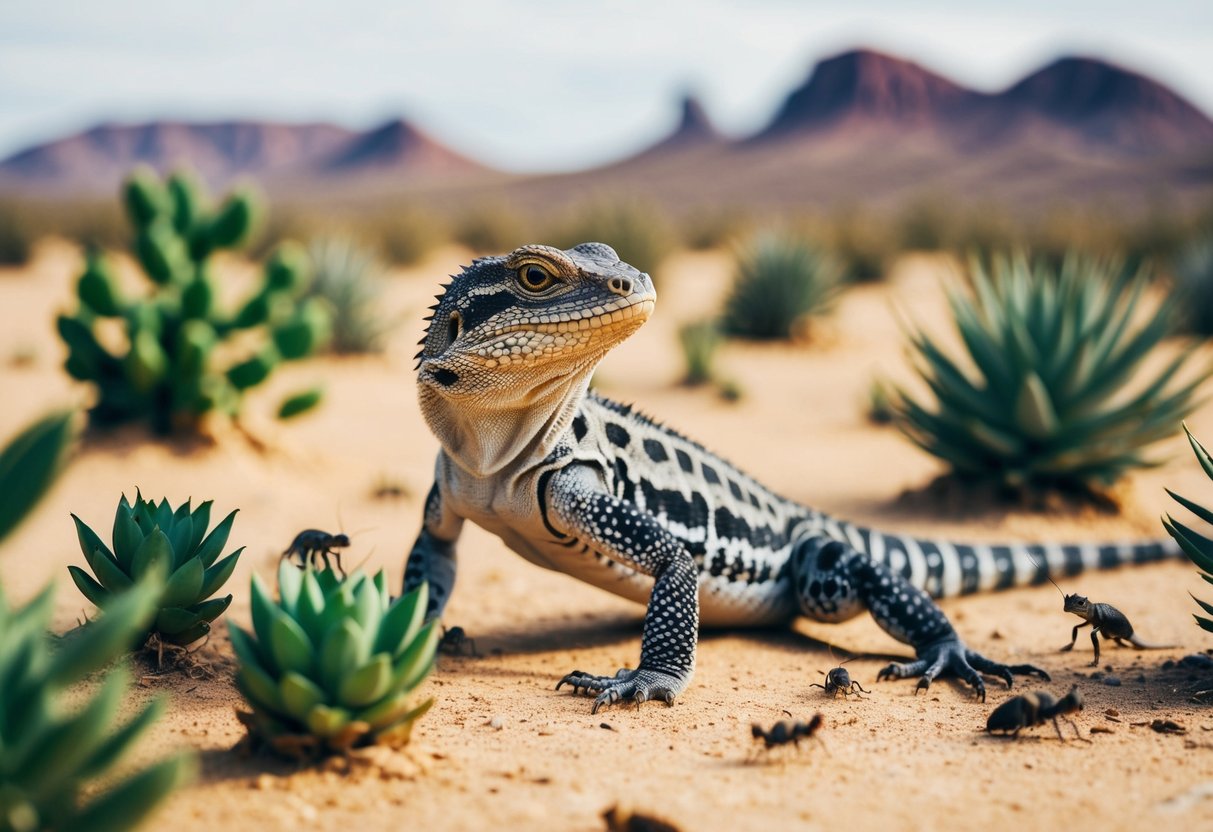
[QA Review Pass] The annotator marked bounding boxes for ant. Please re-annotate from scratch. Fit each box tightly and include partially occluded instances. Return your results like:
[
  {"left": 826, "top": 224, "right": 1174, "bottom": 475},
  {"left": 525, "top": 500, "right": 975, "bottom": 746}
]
[
  {"left": 986, "top": 686, "right": 1086, "bottom": 741},
  {"left": 281, "top": 529, "right": 350, "bottom": 575},
  {"left": 439, "top": 625, "right": 478, "bottom": 657},
  {"left": 750, "top": 712, "right": 825, "bottom": 757},
  {"left": 809, "top": 650, "right": 870, "bottom": 699}
]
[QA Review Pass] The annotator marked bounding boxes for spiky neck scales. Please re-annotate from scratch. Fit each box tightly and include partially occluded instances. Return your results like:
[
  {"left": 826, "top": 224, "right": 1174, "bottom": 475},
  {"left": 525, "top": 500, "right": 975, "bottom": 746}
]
[{"left": 414, "top": 243, "right": 654, "bottom": 478}]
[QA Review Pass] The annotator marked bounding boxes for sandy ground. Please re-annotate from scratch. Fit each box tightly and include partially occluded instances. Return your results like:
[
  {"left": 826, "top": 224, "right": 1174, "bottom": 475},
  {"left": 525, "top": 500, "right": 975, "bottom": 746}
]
[{"left": 3, "top": 242, "right": 1213, "bottom": 831}]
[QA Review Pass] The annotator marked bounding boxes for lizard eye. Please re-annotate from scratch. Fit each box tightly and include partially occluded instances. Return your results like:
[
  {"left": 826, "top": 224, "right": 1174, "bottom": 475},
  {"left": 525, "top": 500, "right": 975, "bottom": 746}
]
[{"left": 518, "top": 263, "right": 557, "bottom": 293}]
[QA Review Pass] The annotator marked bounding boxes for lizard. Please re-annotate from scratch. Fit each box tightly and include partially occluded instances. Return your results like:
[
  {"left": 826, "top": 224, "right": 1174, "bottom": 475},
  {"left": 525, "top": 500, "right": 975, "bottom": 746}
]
[{"left": 402, "top": 241, "right": 1180, "bottom": 713}]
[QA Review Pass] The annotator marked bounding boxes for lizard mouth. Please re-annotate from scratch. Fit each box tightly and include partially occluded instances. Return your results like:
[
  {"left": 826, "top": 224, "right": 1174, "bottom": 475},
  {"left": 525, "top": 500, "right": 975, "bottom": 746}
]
[{"left": 465, "top": 294, "right": 655, "bottom": 368}]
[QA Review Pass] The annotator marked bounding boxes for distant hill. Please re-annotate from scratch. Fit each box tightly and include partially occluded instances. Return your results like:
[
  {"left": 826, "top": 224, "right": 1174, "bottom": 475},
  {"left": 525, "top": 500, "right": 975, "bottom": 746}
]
[
  {"left": 0, "top": 117, "right": 489, "bottom": 193},
  {"left": 3, "top": 47, "right": 1212, "bottom": 213}
]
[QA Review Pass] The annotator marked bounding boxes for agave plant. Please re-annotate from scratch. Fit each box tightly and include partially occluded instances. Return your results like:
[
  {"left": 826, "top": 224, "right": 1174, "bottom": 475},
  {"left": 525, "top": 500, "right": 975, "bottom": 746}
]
[
  {"left": 1163, "top": 424, "right": 1213, "bottom": 634},
  {"left": 721, "top": 234, "right": 841, "bottom": 340},
  {"left": 893, "top": 252, "right": 1199, "bottom": 490},
  {"left": 68, "top": 492, "right": 242, "bottom": 646},
  {"left": 304, "top": 236, "right": 395, "bottom": 355},
  {"left": 0, "top": 574, "right": 195, "bottom": 832},
  {"left": 230, "top": 563, "right": 438, "bottom": 758}
]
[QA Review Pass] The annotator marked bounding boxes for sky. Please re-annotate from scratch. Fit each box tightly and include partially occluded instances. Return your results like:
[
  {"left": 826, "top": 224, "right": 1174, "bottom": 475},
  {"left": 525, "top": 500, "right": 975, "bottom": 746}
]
[{"left": 1, "top": 0, "right": 1212, "bottom": 173}]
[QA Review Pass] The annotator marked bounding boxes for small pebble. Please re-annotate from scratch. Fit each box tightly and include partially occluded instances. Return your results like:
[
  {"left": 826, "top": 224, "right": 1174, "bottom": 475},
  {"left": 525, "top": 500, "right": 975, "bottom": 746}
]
[
  {"left": 488, "top": 715, "right": 505, "bottom": 730},
  {"left": 1103, "top": 676, "right": 1122, "bottom": 687},
  {"left": 1105, "top": 708, "right": 1120, "bottom": 717}
]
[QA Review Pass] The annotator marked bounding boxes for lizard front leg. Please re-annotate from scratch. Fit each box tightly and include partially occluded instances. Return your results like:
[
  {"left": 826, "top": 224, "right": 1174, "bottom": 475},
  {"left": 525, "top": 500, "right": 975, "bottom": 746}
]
[
  {"left": 404, "top": 482, "right": 464, "bottom": 619},
  {"left": 790, "top": 535, "right": 1050, "bottom": 701},
  {"left": 546, "top": 465, "right": 699, "bottom": 713}
]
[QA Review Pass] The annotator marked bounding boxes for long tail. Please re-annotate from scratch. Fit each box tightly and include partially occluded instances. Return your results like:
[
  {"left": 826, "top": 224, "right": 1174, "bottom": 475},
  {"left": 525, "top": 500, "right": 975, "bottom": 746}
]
[{"left": 820, "top": 518, "right": 1181, "bottom": 600}]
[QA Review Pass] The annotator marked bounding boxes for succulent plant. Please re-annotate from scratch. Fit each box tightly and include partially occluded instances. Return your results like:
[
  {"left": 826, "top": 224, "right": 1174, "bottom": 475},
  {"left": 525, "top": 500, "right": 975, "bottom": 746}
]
[
  {"left": 0, "top": 574, "right": 194, "bottom": 832},
  {"left": 230, "top": 563, "right": 439, "bottom": 758},
  {"left": 56, "top": 167, "right": 330, "bottom": 436},
  {"left": 1173, "top": 237, "right": 1213, "bottom": 336},
  {"left": 721, "top": 235, "right": 841, "bottom": 340},
  {"left": 893, "top": 252, "right": 1199, "bottom": 490},
  {"left": 0, "top": 410, "right": 77, "bottom": 546},
  {"left": 1163, "top": 424, "right": 1213, "bottom": 634},
  {"left": 678, "top": 319, "right": 721, "bottom": 386},
  {"left": 304, "top": 236, "right": 395, "bottom": 354},
  {"left": 68, "top": 492, "right": 242, "bottom": 647}
]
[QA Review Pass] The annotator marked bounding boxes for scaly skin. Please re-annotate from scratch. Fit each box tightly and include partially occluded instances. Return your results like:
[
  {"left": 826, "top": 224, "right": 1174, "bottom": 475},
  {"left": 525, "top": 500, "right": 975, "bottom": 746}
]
[{"left": 404, "top": 242, "right": 1179, "bottom": 712}]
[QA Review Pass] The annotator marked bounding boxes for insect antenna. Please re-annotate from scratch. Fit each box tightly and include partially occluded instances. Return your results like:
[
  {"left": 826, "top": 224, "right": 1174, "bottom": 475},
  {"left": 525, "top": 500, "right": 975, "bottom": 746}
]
[{"left": 1027, "top": 553, "right": 1067, "bottom": 598}]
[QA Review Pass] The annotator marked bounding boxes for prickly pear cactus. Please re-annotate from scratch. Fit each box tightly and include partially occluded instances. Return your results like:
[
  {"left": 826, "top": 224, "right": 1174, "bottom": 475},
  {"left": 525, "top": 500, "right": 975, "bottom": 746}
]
[{"left": 56, "top": 168, "right": 330, "bottom": 435}]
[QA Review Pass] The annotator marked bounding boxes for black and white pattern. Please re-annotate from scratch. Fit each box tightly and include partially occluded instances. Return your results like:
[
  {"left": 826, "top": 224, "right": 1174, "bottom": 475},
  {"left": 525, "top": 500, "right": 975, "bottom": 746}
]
[{"left": 403, "top": 242, "right": 1183, "bottom": 711}]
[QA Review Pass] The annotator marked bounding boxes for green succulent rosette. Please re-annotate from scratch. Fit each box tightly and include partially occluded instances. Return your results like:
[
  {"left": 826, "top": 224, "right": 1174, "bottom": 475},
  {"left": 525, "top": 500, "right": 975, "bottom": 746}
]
[{"left": 231, "top": 563, "right": 438, "bottom": 758}]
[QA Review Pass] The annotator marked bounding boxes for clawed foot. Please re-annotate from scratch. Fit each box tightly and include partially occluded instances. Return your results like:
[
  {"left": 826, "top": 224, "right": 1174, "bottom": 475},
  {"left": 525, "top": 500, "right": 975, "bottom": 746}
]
[
  {"left": 876, "top": 639, "right": 1051, "bottom": 702},
  {"left": 555, "top": 667, "right": 686, "bottom": 714}
]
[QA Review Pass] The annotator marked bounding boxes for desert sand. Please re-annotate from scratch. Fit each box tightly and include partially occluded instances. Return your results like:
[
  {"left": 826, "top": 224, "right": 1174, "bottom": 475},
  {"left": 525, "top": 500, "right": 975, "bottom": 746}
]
[{"left": 2, "top": 242, "right": 1212, "bottom": 831}]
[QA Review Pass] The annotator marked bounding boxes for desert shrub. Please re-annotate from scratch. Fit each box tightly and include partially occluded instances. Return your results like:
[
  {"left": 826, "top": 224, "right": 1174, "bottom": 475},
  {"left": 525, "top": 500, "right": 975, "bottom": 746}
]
[
  {"left": 230, "top": 562, "right": 438, "bottom": 758},
  {"left": 0, "top": 198, "right": 35, "bottom": 265},
  {"left": 1164, "top": 425, "right": 1213, "bottom": 635},
  {"left": 865, "top": 378, "right": 895, "bottom": 426},
  {"left": 305, "top": 236, "right": 394, "bottom": 354},
  {"left": 68, "top": 491, "right": 242, "bottom": 648},
  {"left": 548, "top": 200, "right": 678, "bottom": 276},
  {"left": 56, "top": 167, "right": 330, "bottom": 435},
  {"left": 830, "top": 210, "right": 898, "bottom": 283},
  {"left": 721, "top": 235, "right": 841, "bottom": 340},
  {"left": 893, "top": 252, "right": 1198, "bottom": 491},
  {"left": 1173, "top": 237, "right": 1213, "bottom": 335},
  {"left": 369, "top": 206, "right": 449, "bottom": 266},
  {"left": 678, "top": 319, "right": 721, "bottom": 386},
  {"left": 680, "top": 210, "right": 752, "bottom": 251},
  {"left": 0, "top": 410, "right": 77, "bottom": 545},
  {"left": 453, "top": 204, "right": 528, "bottom": 253},
  {"left": 0, "top": 574, "right": 194, "bottom": 832}
]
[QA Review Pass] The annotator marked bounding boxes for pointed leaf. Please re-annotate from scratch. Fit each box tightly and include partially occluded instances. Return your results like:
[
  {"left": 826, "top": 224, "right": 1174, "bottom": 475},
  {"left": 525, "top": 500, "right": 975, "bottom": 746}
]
[
  {"left": 162, "top": 557, "right": 205, "bottom": 607},
  {"left": 200, "top": 549, "right": 242, "bottom": 600},
  {"left": 277, "top": 559, "right": 303, "bottom": 616},
  {"left": 280, "top": 671, "right": 328, "bottom": 720},
  {"left": 270, "top": 610, "right": 314, "bottom": 675},
  {"left": 71, "top": 753, "right": 195, "bottom": 832},
  {"left": 72, "top": 513, "right": 118, "bottom": 575},
  {"left": 194, "top": 508, "right": 238, "bottom": 567},
  {"left": 376, "top": 582, "right": 427, "bottom": 656},
  {"left": 112, "top": 498, "right": 144, "bottom": 571},
  {"left": 131, "top": 529, "right": 172, "bottom": 580},
  {"left": 320, "top": 618, "right": 369, "bottom": 695},
  {"left": 188, "top": 500, "right": 213, "bottom": 555},
  {"left": 188, "top": 594, "right": 233, "bottom": 624},
  {"left": 339, "top": 653, "right": 393, "bottom": 708},
  {"left": 388, "top": 620, "right": 439, "bottom": 695}
]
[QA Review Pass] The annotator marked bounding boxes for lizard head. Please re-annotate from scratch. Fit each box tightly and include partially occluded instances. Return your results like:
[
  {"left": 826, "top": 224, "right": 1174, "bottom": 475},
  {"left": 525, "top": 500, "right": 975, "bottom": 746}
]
[{"left": 415, "top": 242, "right": 655, "bottom": 404}]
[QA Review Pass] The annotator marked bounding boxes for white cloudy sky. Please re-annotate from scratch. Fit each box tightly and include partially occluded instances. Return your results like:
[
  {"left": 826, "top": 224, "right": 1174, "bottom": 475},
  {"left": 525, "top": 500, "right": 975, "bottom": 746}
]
[{"left": 2, "top": 0, "right": 1211, "bottom": 171}]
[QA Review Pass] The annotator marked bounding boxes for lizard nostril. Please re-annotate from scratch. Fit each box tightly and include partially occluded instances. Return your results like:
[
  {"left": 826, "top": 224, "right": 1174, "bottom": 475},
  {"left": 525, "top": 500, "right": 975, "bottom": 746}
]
[{"left": 608, "top": 277, "right": 633, "bottom": 296}]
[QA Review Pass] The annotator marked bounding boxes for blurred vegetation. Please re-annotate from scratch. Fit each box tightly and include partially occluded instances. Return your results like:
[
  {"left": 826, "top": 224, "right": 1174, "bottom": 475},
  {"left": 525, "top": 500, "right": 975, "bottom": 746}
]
[
  {"left": 305, "top": 236, "right": 395, "bottom": 354},
  {"left": 865, "top": 378, "right": 895, "bottom": 426},
  {"left": 722, "top": 234, "right": 841, "bottom": 340},
  {"left": 547, "top": 199, "right": 678, "bottom": 277},
  {"left": 679, "top": 210, "right": 753, "bottom": 251},
  {"left": 453, "top": 203, "right": 530, "bottom": 253},
  {"left": 56, "top": 168, "right": 330, "bottom": 435},
  {"left": 679, "top": 319, "right": 721, "bottom": 386},
  {"left": 893, "top": 252, "right": 1199, "bottom": 494},
  {"left": 0, "top": 410, "right": 77, "bottom": 545},
  {"left": 369, "top": 205, "right": 450, "bottom": 266},
  {"left": 1173, "top": 236, "right": 1213, "bottom": 335}
]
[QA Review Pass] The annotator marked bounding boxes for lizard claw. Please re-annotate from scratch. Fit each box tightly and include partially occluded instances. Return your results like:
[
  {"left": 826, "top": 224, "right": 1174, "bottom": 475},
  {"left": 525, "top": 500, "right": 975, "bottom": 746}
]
[
  {"left": 556, "top": 667, "right": 685, "bottom": 714},
  {"left": 876, "top": 639, "right": 1050, "bottom": 702}
]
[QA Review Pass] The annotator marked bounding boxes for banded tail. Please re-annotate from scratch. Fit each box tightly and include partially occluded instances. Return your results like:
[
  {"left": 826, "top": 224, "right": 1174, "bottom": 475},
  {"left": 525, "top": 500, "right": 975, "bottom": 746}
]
[{"left": 822, "top": 517, "right": 1180, "bottom": 600}]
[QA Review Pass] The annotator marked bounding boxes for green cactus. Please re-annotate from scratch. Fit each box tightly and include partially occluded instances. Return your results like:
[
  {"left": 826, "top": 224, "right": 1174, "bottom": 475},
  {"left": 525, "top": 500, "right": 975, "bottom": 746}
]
[
  {"left": 1163, "top": 424, "right": 1213, "bottom": 634},
  {"left": 68, "top": 492, "right": 243, "bottom": 647},
  {"left": 0, "top": 410, "right": 77, "bottom": 546},
  {"left": 0, "top": 574, "right": 195, "bottom": 832},
  {"left": 231, "top": 563, "right": 438, "bottom": 758},
  {"left": 57, "top": 168, "right": 330, "bottom": 436}
]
